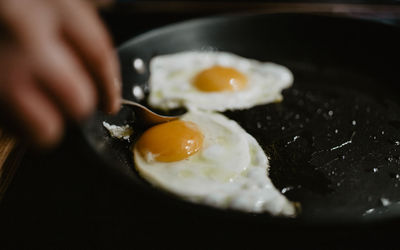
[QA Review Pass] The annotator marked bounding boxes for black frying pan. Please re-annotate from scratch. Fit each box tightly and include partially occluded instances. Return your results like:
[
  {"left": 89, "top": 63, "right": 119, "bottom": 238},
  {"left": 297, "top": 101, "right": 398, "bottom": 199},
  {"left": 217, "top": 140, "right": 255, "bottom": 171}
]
[{"left": 81, "top": 13, "right": 400, "bottom": 226}]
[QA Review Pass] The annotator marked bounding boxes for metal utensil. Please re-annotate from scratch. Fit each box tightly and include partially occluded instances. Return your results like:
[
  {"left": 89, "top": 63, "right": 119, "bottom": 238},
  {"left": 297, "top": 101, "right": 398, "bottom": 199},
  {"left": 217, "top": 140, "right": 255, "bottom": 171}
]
[{"left": 121, "top": 99, "right": 178, "bottom": 126}]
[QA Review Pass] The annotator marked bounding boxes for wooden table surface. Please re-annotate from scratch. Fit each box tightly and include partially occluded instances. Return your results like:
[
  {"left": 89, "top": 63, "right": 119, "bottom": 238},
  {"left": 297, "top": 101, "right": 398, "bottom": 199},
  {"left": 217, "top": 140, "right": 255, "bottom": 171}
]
[{"left": 0, "top": 131, "right": 24, "bottom": 202}]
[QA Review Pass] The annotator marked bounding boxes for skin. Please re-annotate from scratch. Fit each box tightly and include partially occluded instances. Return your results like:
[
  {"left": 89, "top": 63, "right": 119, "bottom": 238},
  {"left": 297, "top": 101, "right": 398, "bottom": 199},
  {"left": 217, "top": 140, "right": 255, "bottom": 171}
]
[{"left": 0, "top": 0, "right": 121, "bottom": 148}]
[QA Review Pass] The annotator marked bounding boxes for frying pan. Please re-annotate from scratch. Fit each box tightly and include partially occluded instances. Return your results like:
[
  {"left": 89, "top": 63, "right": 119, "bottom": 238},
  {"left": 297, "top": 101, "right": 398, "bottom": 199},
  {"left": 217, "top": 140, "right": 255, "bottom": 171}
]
[{"left": 81, "top": 13, "right": 400, "bottom": 226}]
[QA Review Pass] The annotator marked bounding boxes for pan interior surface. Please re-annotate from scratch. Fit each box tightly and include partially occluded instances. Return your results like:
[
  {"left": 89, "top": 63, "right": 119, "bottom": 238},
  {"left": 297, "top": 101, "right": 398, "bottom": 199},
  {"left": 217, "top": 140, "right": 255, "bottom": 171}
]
[{"left": 82, "top": 14, "right": 400, "bottom": 225}]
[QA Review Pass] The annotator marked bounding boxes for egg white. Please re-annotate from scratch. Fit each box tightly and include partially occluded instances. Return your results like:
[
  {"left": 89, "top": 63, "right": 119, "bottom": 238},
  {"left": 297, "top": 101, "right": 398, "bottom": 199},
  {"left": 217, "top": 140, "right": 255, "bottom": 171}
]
[
  {"left": 148, "top": 51, "right": 293, "bottom": 112},
  {"left": 134, "top": 110, "right": 296, "bottom": 216}
]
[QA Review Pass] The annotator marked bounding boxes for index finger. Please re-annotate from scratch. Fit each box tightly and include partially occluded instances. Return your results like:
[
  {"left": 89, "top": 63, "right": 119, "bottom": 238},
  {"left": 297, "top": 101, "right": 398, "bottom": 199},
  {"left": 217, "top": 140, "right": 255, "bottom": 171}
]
[{"left": 57, "top": 0, "right": 121, "bottom": 114}]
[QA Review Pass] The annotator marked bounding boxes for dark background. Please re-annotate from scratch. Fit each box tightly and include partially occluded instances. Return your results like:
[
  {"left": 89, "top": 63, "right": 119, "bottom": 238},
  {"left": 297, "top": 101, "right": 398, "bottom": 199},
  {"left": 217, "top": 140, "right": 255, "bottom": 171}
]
[{"left": 1, "top": 2, "right": 400, "bottom": 249}]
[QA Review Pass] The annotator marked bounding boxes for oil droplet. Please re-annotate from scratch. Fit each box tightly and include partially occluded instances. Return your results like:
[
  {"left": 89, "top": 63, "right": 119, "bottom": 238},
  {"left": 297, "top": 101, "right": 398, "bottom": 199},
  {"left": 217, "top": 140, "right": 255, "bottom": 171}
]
[
  {"left": 373, "top": 168, "right": 379, "bottom": 173},
  {"left": 381, "top": 131, "right": 385, "bottom": 135},
  {"left": 389, "top": 173, "right": 400, "bottom": 180},
  {"left": 381, "top": 198, "right": 391, "bottom": 207},
  {"left": 281, "top": 186, "right": 295, "bottom": 194},
  {"left": 352, "top": 120, "right": 357, "bottom": 126},
  {"left": 328, "top": 110, "right": 334, "bottom": 117},
  {"left": 287, "top": 136, "right": 300, "bottom": 145},
  {"left": 363, "top": 208, "right": 375, "bottom": 216},
  {"left": 395, "top": 141, "right": 400, "bottom": 146},
  {"left": 334, "top": 129, "right": 339, "bottom": 134},
  {"left": 281, "top": 126, "right": 286, "bottom": 131}
]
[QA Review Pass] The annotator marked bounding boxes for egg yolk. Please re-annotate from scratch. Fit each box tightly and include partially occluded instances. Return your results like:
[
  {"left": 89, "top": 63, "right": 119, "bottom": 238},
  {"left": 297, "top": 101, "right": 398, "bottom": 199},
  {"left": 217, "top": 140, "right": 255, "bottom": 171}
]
[
  {"left": 193, "top": 66, "right": 247, "bottom": 92},
  {"left": 136, "top": 120, "right": 204, "bottom": 162}
]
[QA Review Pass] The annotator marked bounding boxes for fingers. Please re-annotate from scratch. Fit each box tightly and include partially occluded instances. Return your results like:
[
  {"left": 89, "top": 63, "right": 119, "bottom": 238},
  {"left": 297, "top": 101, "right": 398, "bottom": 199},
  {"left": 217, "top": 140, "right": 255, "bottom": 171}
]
[
  {"left": 0, "top": 0, "right": 121, "bottom": 148},
  {"left": 0, "top": 0, "right": 121, "bottom": 116},
  {"left": 33, "top": 36, "right": 98, "bottom": 121},
  {"left": 0, "top": 0, "right": 57, "bottom": 46},
  {"left": 0, "top": 67, "right": 64, "bottom": 147},
  {"left": 58, "top": 0, "right": 121, "bottom": 114}
]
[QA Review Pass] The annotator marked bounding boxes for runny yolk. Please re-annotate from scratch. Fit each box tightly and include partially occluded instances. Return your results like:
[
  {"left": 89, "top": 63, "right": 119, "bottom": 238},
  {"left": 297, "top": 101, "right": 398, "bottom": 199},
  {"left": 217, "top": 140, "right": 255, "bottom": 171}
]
[
  {"left": 193, "top": 65, "right": 247, "bottom": 92},
  {"left": 136, "top": 120, "right": 204, "bottom": 162}
]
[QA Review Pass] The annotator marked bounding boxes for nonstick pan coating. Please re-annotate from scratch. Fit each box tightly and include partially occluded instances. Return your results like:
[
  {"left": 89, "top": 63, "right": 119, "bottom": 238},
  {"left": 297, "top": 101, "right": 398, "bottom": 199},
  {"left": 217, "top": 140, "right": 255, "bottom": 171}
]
[{"left": 81, "top": 13, "right": 400, "bottom": 226}]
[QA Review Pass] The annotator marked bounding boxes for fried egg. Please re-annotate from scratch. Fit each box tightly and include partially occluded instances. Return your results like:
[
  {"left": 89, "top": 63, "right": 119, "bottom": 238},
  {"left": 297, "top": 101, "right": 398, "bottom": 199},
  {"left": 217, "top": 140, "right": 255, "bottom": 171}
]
[
  {"left": 148, "top": 51, "right": 293, "bottom": 111},
  {"left": 133, "top": 110, "right": 297, "bottom": 216}
]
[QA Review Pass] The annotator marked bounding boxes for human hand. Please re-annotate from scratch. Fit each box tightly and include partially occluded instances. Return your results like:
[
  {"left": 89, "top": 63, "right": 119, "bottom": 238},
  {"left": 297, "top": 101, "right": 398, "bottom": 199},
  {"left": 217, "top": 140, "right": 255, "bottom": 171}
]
[{"left": 0, "top": 0, "right": 121, "bottom": 147}]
